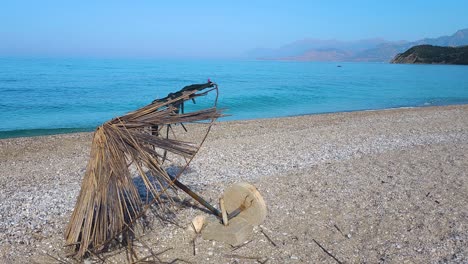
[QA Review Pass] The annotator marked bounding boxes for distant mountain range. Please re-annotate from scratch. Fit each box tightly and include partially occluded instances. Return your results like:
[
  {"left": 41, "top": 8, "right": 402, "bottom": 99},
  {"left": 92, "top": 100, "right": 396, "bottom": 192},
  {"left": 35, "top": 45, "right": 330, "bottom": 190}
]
[
  {"left": 246, "top": 28, "right": 468, "bottom": 62},
  {"left": 391, "top": 45, "right": 468, "bottom": 65}
]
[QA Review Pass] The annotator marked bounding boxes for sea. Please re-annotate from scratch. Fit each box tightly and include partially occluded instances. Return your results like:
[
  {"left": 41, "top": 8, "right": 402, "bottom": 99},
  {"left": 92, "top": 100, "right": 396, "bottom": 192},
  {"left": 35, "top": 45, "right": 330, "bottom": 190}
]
[{"left": 1, "top": 57, "right": 468, "bottom": 139}]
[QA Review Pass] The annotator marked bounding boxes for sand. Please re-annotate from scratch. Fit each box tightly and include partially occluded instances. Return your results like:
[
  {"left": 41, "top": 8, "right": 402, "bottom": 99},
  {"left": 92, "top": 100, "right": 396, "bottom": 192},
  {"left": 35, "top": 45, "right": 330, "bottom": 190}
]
[{"left": 0, "top": 105, "right": 467, "bottom": 263}]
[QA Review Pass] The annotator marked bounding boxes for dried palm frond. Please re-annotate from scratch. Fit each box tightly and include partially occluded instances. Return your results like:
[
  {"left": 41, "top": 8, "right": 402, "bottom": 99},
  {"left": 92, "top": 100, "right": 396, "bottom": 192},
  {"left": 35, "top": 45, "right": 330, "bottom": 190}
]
[{"left": 65, "top": 82, "right": 222, "bottom": 258}]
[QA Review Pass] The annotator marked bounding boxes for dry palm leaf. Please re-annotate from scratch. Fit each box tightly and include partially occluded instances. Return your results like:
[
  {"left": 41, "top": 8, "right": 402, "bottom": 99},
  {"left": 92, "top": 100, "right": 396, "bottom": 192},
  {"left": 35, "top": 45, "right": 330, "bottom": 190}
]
[{"left": 65, "top": 82, "right": 222, "bottom": 258}]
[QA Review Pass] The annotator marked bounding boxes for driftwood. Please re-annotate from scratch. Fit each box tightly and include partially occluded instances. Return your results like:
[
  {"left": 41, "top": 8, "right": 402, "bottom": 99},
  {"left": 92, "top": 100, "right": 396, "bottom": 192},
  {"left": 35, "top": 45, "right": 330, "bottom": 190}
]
[{"left": 65, "top": 82, "right": 222, "bottom": 258}]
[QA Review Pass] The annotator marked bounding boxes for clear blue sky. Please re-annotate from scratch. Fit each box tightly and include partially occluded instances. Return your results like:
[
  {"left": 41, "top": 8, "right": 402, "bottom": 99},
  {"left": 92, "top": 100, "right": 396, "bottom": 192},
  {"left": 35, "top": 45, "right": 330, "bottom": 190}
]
[{"left": 1, "top": 0, "right": 467, "bottom": 58}]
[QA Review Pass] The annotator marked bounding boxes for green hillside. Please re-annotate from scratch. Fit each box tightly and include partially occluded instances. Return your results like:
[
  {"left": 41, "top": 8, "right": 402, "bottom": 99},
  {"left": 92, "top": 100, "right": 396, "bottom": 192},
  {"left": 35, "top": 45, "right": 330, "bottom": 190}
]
[{"left": 391, "top": 45, "right": 468, "bottom": 65}]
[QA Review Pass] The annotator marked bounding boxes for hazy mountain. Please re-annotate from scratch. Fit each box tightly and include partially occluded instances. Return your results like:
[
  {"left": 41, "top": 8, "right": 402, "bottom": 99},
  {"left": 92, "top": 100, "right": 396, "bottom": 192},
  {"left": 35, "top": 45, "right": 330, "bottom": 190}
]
[
  {"left": 413, "top": 28, "right": 468, "bottom": 46},
  {"left": 247, "top": 38, "right": 390, "bottom": 60},
  {"left": 286, "top": 48, "right": 353, "bottom": 62},
  {"left": 356, "top": 28, "right": 468, "bottom": 62},
  {"left": 350, "top": 42, "right": 413, "bottom": 62},
  {"left": 246, "top": 28, "right": 468, "bottom": 62}
]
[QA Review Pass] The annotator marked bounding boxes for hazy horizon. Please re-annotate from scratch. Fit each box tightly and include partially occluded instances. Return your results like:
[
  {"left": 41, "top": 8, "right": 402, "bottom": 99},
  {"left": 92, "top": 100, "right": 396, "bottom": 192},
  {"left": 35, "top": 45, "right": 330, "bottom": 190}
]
[{"left": 1, "top": 1, "right": 468, "bottom": 59}]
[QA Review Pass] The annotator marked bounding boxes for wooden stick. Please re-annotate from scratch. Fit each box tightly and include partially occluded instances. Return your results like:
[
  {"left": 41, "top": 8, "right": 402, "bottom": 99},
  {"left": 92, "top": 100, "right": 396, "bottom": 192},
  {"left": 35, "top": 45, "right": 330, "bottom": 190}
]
[
  {"left": 312, "top": 239, "right": 343, "bottom": 264},
  {"left": 220, "top": 197, "right": 229, "bottom": 226},
  {"left": 333, "top": 224, "right": 347, "bottom": 238},
  {"left": 260, "top": 229, "right": 277, "bottom": 247},
  {"left": 224, "top": 254, "right": 262, "bottom": 260},
  {"left": 231, "top": 240, "right": 252, "bottom": 252},
  {"left": 192, "top": 237, "right": 197, "bottom": 256}
]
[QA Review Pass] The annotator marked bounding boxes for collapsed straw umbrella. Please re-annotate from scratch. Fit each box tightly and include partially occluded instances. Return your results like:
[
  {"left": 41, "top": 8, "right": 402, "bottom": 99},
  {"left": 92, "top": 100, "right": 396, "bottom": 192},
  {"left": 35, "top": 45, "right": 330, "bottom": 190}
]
[{"left": 65, "top": 81, "right": 222, "bottom": 257}]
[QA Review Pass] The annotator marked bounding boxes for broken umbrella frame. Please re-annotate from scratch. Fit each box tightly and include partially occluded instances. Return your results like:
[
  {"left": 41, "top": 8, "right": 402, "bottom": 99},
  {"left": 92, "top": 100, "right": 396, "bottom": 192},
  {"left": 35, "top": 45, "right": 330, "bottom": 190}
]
[
  {"left": 153, "top": 83, "right": 244, "bottom": 221},
  {"left": 65, "top": 81, "right": 244, "bottom": 257}
]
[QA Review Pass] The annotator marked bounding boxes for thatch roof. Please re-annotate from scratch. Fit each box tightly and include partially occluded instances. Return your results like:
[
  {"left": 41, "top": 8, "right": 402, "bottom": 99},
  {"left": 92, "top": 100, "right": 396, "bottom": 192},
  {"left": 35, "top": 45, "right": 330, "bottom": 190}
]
[{"left": 65, "top": 82, "right": 222, "bottom": 258}]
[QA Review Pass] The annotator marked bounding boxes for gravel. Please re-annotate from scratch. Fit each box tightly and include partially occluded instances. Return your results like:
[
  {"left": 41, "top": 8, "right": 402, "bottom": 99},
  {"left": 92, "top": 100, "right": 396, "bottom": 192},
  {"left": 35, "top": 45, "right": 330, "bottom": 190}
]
[{"left": 0, "top": 105, "right": 467, "bottom": 263}]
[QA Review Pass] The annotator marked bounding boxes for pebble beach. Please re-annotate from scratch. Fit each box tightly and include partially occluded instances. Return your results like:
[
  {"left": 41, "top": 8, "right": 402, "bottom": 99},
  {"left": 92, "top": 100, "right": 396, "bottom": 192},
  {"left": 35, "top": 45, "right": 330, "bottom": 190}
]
[{"left": 1, "top": 105, "right": 467, "bottom": 263}]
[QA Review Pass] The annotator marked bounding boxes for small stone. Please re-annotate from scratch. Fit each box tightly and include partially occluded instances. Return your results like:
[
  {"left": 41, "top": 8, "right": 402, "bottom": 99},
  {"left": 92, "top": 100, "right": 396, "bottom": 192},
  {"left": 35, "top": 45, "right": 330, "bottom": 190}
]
[{"left": 190, "top": 215, "right": 206, "bottom": 233}]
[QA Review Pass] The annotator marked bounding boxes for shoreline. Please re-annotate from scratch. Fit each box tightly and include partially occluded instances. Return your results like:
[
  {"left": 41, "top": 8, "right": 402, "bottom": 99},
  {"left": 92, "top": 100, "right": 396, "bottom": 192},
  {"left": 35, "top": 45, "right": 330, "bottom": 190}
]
[
  {"left": 1, "top": 104, "right": 467, "bottom": 263},
  {"left": 2, "top": 103, "right": 468, "bottom": 140}
]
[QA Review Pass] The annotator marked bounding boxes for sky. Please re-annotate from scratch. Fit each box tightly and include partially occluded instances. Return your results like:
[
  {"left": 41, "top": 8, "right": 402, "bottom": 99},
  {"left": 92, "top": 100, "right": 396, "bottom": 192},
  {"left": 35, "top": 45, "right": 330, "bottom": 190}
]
[{"left": 1, "top": 0, "right": 467, "bottom": 58}]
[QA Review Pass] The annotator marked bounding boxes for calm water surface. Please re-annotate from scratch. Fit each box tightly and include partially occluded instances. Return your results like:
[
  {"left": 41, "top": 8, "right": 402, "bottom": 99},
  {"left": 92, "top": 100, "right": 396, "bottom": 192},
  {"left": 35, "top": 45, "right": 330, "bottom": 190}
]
[{"left": 1, "top": 58, "right": 467, "bottom": 138}]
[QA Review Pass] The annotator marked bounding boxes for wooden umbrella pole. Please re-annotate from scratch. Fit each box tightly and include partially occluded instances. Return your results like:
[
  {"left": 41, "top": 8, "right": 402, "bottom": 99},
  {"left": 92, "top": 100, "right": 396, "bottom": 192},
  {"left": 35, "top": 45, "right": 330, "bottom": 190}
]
[
  {"left": 170, "top": 177, "right": 244, "bottom": 220},
  {"left": 170, "top": 177, "right": 222, "bottom": 217}
]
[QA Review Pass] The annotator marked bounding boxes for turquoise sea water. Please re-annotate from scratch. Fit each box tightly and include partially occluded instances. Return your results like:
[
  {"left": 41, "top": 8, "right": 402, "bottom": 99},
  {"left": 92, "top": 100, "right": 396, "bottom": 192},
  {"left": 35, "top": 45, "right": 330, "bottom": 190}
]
[{"left": 1, "top": 58, "right": 468, "bottom": 138}]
